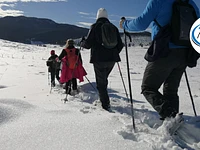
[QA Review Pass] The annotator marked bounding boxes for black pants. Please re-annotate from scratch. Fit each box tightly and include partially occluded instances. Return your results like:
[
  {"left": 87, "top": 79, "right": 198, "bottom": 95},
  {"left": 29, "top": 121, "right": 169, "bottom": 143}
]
[
  {"left": 93, "top": 62, "right": 115, "bottom": 109},
  {"left": 65, "top": 78, "right": 77, "bottom": 94},
  {"left": 50, "top": 69, "right": 60, "bottom": 84},
  {"left": 141, "top": 48, "right": 187, "bottom": 118}
]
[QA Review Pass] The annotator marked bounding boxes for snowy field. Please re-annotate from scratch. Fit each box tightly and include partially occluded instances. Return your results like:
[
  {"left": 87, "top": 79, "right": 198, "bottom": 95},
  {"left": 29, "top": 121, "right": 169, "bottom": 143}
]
[{"left": 0, "top": 39, "right": 200, "bottom": 150}]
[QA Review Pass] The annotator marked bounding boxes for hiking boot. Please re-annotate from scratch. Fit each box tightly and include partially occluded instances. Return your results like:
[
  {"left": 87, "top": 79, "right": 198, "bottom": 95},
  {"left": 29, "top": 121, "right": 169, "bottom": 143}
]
[
  {"left": 159, "top": 107, "right": 177, "bottom": 120},
  {"left": 102, "top": 106, "right": 114, "bottom": 113},
  {"left": 102, "top": 104, "right": 111, "bottom": 111},
  {"left": 66, "top": 91, "right": 71, "bottom": 95},
  {"left": 51, "top": 82, "right": 55, "bottom": 87},
  {"left": 70, "top": 90, "right": 79, "bottom": 96},
  {"left": 63, "top": 83, "right": 66, "bottom": 89}
]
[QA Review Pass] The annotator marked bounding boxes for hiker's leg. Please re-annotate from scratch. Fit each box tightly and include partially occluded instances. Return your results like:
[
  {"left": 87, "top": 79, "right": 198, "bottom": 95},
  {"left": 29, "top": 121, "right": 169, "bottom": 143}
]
[
  {"left": 72, "top": 78, "right": 77, "bottom": 90},
  {"left": 93, "top": 62, "right": 115, "bottom": 110},
  {"left": 163, "top": 49, "right": 187, "bottom": 113},
  {"left": 141, "top": 64, "right": 170, "bottom": 118},
  {"left": 142, "top": 52, "right": 174, "bottom": 118},
  {"left": 56, "top": 69, "right": 60, "bottom": 82},
  {"left": 65, "top": 80, "right": 71, "bottom": 94},
  {"left": 142, "top": 48, "right": 187, "bottom": 118},
  {"left": 51, "top": 69, "right": 56, "bottom": 86}
]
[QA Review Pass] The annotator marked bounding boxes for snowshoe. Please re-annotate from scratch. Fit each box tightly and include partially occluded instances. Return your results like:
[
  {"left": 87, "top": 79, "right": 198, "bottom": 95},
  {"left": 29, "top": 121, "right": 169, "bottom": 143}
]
[
  {"left": 169, "top": 112, "right": 184, "bottom": 135},
  {"left": 103, "top": 107, "right": 115, "bottom": 113},
  {"left": 70, "top": 89, "right": 79, "bottom": 96}
]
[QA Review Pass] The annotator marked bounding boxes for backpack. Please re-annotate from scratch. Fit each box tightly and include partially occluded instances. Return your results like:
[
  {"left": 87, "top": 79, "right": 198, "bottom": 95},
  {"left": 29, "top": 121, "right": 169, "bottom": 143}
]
[
  {"left": 65, "top": 48, "right": 79, "bottom": 69},
  {"left": 170, "top": 0, "right": 197, "bottom": 46},
  {"left": 46, "top": 60, "right": 52, "bottom": 67},
  {"left": 100, "top": 21, "right": 118, "bottom": 49}
]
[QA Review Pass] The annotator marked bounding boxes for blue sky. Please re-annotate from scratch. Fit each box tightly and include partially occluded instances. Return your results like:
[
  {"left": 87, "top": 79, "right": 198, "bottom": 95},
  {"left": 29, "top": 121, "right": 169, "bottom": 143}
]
[{"left": 0, "top": 0, "right": 200, "bottom": 31}]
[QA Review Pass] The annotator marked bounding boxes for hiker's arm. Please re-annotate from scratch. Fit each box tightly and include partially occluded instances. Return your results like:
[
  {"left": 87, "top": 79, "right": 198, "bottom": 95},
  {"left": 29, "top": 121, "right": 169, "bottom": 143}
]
[
  {"left": 122, "top": 0, "right": 159, "bottom": 31},
  {"left": 79, "top": 54, "right": 83, "bottom": 64},
  {"left": 58, "top": 49, "right": 67, "bottom": 60},
  {"left": 48, "top": 56, "right": 52, "bottom": 61},
  {"left": 81, "top": 25, "right": 95, "bottom": 49},
  {"left": 116, "top": 29, "right": 124, "bottom": 53}
]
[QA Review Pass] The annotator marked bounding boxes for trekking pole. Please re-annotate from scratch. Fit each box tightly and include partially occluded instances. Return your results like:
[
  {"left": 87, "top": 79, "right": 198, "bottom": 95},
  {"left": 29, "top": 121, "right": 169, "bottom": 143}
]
[
  {"left": 184, "top": 70, "right": 197, "bottom": 116},
  {"left": 84, "top": 75, "right": 98, "bottom": 92},
  {"left": 48, "top": 68, "right": 50, "bottom": 85},
  {"left": 122, "top": 17, "right": 136, "bottom": 131},
  {"left": 117, "top": 62, "right": 129, "bottom": 102}
]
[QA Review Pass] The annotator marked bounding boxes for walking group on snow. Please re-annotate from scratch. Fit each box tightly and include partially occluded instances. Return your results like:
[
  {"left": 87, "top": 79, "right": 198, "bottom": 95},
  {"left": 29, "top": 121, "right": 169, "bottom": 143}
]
[{"left": 46, "top": 0, "right": 200, "bottom": 123}]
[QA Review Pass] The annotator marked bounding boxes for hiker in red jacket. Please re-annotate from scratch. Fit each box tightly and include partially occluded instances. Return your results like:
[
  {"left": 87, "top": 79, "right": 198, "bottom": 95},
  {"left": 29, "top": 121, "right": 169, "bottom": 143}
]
[{"left": 57, "top": 39, "right": 87, "bottom": 95}]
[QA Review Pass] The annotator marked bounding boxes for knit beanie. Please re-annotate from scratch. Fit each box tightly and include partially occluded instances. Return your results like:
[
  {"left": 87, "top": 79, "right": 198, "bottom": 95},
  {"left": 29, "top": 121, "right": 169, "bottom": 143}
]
[{"left": 96, "top": 8, "right": 108, "bottom": 19}]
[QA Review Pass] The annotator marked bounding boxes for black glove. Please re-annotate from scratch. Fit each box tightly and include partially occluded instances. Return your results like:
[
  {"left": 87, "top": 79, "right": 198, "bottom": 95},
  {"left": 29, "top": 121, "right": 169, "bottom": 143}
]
[{"left": 121, "top": 17, "right": 126, "bottom": 20}]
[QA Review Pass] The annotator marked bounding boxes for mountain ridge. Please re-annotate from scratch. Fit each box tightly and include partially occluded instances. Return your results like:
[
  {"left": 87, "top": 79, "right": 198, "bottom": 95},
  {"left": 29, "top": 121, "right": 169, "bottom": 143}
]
[
  {"left": 0, "top": 16, "right": 151, "bottom": 45},
  {"left": 0, "top": 16, "right": 89, "bottom": 45}
]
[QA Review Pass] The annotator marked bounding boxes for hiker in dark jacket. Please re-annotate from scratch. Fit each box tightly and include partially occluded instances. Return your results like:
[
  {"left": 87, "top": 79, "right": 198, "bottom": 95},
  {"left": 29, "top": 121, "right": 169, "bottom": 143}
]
[
  {"left": 46, "top": 50, "right": 60, "bottom": 87},
  {"left": 120, "top": 0, "right": 200, "bottom": 119},
  {"left": 81, "top": 8, "right": 124, "bottom": 112}
]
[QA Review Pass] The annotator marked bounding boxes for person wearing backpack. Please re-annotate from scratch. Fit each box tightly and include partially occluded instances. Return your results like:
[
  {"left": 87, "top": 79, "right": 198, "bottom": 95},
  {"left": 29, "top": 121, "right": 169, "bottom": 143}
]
[
  {"left": 81, "top": 8, "right": 124, "bottom": 112},
  {"left": 57, "top": 39, "right": 87, "bottom": 95},
  {"left": 120, "top": 0, "right": 200, "bottom": 119},
  {"left": 46, "top": 50, "right": 60, "bottom": 87}
]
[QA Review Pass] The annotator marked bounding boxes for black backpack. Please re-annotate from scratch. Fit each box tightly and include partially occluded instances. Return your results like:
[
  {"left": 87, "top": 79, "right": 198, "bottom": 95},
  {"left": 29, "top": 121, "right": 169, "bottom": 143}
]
[
  {"left": 170, "top": 0, "right": 197, "bottom": 46},
  {"left": 100, "top": 21, "right": 118, "bottom": 49},
  {"left": 46, "top": 59, "right": 60, "bottom": 69}
]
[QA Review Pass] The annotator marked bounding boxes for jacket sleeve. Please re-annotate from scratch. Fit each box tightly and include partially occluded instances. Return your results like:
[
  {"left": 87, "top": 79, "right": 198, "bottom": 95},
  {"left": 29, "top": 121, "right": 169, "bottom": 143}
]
[
  {"left": 123, "top": 0, "right": 159, "bottom": 31},
  {"left": 116, "top": 28, "right": 124, "bottom": 53},
  {"left": 82, "top": 24, "right": 95, "bottom": 49},
  {"left": 58, "top": 49, "right": 67, "bottom": 60}
]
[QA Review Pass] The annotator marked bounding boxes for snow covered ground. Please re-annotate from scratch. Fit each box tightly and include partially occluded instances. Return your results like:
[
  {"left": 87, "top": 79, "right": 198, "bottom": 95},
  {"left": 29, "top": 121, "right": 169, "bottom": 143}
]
[{"left": 0, "top": 39, "right": 200, "bottom": 150}]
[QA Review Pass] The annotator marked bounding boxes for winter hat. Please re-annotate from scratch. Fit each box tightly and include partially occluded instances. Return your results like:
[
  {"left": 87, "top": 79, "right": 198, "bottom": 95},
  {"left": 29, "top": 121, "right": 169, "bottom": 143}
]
[
  {"left": 96, "top": 8, "right": 108, "bottom": 19},
  {"left": 66, "top": 39, "right": 74, "bottom": 46},
  {"left": 50, "top": 50, "right": 55, "bottom": 55}
]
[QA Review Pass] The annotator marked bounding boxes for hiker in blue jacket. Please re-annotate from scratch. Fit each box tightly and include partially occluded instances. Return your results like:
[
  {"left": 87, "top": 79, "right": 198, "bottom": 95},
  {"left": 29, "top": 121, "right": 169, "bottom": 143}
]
[{"left": 120, "top": 0, "right": 200, "bottom": 119}]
